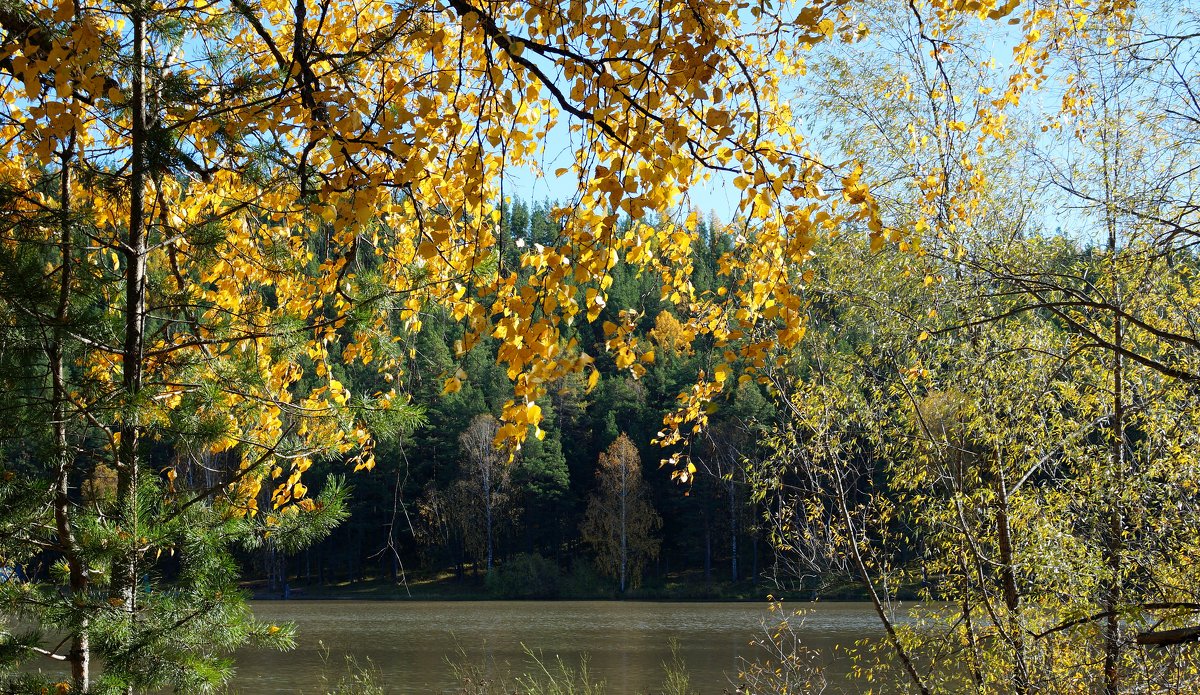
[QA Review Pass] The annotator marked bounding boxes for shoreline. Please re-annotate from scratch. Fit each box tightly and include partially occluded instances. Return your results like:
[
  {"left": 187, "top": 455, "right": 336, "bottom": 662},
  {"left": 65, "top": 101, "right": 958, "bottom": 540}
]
[{"left": 242, "top": 576, "right": 886, "bottom": 603}]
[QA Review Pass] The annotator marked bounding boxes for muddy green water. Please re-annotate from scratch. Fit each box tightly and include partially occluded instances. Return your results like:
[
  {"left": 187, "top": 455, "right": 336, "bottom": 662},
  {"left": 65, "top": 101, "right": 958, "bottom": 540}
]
[{"left": 234, "top": 600, "right": 887, "bottom": 694}]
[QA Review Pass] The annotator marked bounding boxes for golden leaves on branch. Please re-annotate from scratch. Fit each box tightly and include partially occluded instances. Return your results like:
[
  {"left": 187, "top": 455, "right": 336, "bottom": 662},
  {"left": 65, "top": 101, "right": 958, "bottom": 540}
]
[{"left": 0, "top": 0, "right": 1141, "bottom": 502}]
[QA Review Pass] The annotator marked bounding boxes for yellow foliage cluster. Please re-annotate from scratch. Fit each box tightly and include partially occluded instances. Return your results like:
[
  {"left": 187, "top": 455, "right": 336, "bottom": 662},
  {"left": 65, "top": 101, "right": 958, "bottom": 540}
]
[{"left": 0, "top": 0, "right": 1137, "bottom": 510}]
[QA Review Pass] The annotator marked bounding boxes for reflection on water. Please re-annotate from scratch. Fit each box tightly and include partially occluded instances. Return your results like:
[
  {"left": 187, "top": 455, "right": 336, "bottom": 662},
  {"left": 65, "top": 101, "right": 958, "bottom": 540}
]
[{"left": 234, "top": 600, "right": 887, "bottom": 694}]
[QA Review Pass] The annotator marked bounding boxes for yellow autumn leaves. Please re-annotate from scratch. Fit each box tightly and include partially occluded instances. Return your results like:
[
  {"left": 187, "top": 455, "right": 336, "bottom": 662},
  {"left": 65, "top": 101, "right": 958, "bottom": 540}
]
[{"left": 0, "top": 0, "right": 1139, "bottom": 514}]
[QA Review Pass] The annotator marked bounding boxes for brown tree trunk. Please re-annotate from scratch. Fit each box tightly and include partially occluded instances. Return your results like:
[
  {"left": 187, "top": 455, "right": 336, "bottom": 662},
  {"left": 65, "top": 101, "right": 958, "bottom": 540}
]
[
  {"left": 995, "top": 459, "right": 1029, "bottom": 694},
  {"left": 51, "top": 141, "right": 89, "bottom": 692},
  {"left": 728, "top": 479, "right": 738, "bottom": 582},
  {"left": 1102, "top": 124, "right": 1124, "bottom": 695},
  {"left": 1103, "top": 309, "right": 1124, "bottom": 695},
  {"left": 113, "top": 9, "right": 148, "bottom": 693}
]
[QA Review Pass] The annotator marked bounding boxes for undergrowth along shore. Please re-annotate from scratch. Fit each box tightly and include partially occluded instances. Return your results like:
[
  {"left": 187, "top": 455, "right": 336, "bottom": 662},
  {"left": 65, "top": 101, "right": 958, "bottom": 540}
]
[{"left": 246, "top": 558, "right": 887, "bottom": 602}]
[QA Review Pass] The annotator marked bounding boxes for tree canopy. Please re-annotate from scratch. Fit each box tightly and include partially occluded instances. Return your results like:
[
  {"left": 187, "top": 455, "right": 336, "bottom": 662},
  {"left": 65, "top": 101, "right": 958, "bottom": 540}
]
[{"left": 0, "top": 0, "right": 1167, "bottom": 691}]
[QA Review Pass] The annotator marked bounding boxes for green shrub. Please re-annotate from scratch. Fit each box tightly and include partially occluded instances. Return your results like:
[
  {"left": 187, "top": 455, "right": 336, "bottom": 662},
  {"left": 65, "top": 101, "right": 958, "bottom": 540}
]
[
  {"left": 559, "top": 558, "right": 611, "bottom": 598},
  {"left": 486, "top": 553, "right": 561, "bottom": 598}
]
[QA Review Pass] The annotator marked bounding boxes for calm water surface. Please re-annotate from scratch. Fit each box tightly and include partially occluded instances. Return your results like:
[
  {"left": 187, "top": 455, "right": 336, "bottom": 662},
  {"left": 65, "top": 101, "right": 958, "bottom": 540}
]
[{"left": 234, "top": 600, "right": 886, "bottom": 694}]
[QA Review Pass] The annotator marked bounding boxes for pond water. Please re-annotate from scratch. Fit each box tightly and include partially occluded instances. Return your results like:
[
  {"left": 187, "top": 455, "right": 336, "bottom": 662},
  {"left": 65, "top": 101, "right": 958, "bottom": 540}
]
[{"left": 233, "top": 600, "right": 889, "bottom": 694}]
